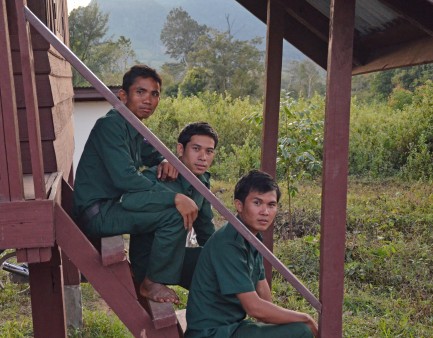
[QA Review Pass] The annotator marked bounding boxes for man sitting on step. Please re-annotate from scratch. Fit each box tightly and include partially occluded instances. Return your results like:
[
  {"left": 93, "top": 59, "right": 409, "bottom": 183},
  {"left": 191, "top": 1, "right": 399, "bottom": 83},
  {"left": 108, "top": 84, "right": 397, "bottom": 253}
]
[
  {"left": 185, "top": 170, "right": 318, "bottom": 337},
  {"left": 73, "top": 64, "right": 215, "bottom": 304},
  {"left": 127, "top": 122, "right": 218, "bottom": 299}
]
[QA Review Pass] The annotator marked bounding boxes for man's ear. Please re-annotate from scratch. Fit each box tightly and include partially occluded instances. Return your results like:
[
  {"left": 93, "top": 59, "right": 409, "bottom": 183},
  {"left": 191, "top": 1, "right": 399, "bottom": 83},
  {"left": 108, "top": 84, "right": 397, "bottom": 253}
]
[
  {"left": 118, "top": 89, "right": 128, "bottom": 104},
  {"left": 234, "top": 199, "right": 243, "bottom": 214},
  {"left": 176, "top": 143, "right": 184, "bottom": 157}
]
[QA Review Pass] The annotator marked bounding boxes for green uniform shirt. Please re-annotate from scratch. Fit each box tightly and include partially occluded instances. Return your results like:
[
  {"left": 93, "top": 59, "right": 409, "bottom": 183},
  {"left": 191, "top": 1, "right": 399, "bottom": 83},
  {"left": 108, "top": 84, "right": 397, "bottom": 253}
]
[
  {"left": 185, "top": 222, "right": 265, "bottom": 338},
  {"left": 73, "top": 109, "right": 165, "bottom": 219}
]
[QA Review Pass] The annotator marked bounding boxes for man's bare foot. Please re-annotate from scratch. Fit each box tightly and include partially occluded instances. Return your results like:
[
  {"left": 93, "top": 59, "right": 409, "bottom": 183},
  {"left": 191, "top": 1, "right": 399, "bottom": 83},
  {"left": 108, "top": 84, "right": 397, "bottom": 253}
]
[{"left": 140, "top": 277, "right": 180, "bottom": 304}]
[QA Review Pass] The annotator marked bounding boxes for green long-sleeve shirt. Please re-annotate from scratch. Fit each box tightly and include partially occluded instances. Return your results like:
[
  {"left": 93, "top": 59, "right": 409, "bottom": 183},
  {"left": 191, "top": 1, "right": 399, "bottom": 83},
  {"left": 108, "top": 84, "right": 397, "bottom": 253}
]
[{"left": 73, "top": 109, "right": 164, "bottom": 219}]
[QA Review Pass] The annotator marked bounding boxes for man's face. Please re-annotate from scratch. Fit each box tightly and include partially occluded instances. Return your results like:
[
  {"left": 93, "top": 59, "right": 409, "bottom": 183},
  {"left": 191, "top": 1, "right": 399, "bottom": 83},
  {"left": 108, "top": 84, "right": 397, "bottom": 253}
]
[
  {"left": 177, "top": 135, "right": 216, "bottom": 176},
  {"left": 119, "top": 77, "right": 160, "bottom": 120},
  {"left": 235, "top": 190, "right": 278, "bottom": 235}
]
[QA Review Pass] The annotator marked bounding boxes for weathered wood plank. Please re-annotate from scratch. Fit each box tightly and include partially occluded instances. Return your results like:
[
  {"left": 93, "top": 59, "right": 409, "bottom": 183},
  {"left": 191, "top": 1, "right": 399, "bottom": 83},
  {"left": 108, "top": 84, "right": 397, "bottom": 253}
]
[
  {"left": 22, "top": 172, "right": 58, "bottom": 200},
  {"left": 18, "top": 107, "right": 55, "bottom": 141},
  {"left": 52, "top": 98, "right": 74, "bottom": 136},
  {"left": 53, "top": 115, "right": 74, "bottom": 178},
  {"left": 14, "top": 74, "right": 53, "bottom": 108},
  {"left": 21, "top": 140, "right": 56, "bottom": 174},
  {"left": 0, "top": 0, "right": 24, "bottom": 202},
  {"left": 0, "top": 200, "right": 54, "bottom": 249}
]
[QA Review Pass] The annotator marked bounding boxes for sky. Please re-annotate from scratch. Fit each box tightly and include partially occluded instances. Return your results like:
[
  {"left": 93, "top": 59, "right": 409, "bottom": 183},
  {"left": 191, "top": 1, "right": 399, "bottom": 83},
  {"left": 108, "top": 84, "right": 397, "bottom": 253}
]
[{"left": 67, "top": 0, "right": 91, "bottom": 13}]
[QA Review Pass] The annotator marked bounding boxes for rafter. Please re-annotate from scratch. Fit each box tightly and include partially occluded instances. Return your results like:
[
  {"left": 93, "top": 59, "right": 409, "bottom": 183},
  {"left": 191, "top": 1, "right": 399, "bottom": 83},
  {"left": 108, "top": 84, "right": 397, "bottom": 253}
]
[{"left": 378, "top": 0, "right": 433, "bottom": 37}]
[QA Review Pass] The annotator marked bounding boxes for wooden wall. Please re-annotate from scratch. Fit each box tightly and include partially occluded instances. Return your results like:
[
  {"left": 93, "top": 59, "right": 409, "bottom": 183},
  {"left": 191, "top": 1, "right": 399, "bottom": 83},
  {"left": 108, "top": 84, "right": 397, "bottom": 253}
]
[{"left": 7, "top": 0, "right": 74, "bottom": 180}]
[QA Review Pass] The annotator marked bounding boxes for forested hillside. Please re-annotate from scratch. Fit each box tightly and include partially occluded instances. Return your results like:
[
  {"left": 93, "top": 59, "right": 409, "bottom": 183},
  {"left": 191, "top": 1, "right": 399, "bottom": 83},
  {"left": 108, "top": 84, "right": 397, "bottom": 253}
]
[{"left": 94, "top": 0, "right": 304, "bottom": 67}]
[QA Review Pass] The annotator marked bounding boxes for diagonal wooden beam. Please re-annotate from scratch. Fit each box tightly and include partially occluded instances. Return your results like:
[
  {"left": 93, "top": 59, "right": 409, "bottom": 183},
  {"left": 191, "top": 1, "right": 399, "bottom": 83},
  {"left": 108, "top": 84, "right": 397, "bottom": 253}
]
[
  {"left": 276, "top": 0, "right": 329, "bottom": 42},
  {"left": 54, "top": 205, "right": 163, "bottom": 337},
  {"left": 378, "top": 0, "right": 433, "bottom": 37}
]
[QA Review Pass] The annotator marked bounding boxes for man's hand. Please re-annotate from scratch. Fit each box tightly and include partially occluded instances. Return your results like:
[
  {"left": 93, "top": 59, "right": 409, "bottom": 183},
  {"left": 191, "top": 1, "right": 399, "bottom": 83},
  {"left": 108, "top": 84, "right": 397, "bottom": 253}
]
[
  {"left": 174, "top": 194, "right": 198, "bottom": 231},
  {"left": 157, "top": 160, "right": 178, "bottom": 181},
  {"left": 303, "top": 314, "right": 319, "bottom": 337}
]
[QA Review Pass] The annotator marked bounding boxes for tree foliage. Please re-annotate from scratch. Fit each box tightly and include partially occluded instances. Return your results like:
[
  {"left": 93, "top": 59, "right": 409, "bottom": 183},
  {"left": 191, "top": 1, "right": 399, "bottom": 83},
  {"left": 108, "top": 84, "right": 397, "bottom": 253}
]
[
  {"left": 160, "top": 7, "right": 208, "bottom": 65},
  {"left": 369, "top": 64, "right": 433, "bottom": 100},
  {"left": 160, "top": 9, "right": 264, "bottom": 99},
  {"left": 281, "top": 60, "right": 325, "bottom": 98},
  {"left": 69, "top": 2, "right": 137, "bottom": 86}
]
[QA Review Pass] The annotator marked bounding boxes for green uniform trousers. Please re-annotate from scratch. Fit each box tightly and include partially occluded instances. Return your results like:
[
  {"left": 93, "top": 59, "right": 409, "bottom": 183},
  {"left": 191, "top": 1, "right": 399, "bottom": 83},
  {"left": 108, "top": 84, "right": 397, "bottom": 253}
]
[
  {"left": 129, "top": 232, "right": 201, "bottom": 288},
  {"left": 232, "top": 321, "right": 313, "bottom": 338},
  {"left": 82, "top": 199, "right": 188, "bottom": 285}
]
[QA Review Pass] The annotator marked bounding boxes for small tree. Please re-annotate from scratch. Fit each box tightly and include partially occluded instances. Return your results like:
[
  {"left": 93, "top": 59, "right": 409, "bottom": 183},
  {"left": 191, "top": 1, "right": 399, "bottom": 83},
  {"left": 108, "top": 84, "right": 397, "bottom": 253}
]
[
  {"left": 69, "top": 3, "right": 136, "bottom": 86},
  {"left": 247, "top": 92, "right": 323, "bottom": 238}
]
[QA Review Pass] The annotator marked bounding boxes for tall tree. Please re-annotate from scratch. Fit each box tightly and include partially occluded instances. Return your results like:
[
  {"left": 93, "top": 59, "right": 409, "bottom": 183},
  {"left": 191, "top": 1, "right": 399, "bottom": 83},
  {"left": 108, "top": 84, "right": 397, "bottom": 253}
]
[
  {"left": 69, "top": 2, "right": 108, "bottom": 65},
  {"left": 160, "top": 7, "right": 208, "bottom": 65},
  {"left": 69, "top": 2, "right": 136, "bottom": 86},
  {"left": 187, "top": 29, "right": 264, "bottom": 98},
  {"left": 282, "top": 60, "right": 325, "bottom": 98}
]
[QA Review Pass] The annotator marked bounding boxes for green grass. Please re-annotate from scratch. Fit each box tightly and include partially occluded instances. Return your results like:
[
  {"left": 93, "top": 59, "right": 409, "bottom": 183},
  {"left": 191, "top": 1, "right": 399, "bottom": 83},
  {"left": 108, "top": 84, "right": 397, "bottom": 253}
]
[{"left": 1, "top": 178, "right": 432, "bottom": 337}]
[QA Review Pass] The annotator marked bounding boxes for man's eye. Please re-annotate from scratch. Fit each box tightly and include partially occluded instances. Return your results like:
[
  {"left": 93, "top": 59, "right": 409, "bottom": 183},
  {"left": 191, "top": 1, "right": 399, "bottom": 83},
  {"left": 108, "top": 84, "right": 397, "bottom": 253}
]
[
  {"left": 207, "top": 149, "right": 214, "bottom": 154},
  {"left": 152, "top": 92, "right": 160, "bottom": 97}
]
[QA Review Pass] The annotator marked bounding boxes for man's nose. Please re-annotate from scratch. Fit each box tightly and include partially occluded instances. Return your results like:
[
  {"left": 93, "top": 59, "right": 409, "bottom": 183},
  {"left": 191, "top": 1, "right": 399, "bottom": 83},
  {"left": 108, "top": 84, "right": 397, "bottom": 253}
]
[
  {"left": 260, "top": 206, "right": 270, "bottom": 215},
  {"left": 198, "top": 150, "right": 207, "bottom": 160}
]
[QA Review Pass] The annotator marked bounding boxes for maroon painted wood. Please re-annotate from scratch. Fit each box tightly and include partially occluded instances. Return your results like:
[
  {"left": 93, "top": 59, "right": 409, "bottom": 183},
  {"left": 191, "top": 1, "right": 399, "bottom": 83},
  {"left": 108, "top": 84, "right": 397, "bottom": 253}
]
[
  {"left": 24, "top": 5, "right": 321, "bottom": 311},
  {"left": 0, "top": 200, "right": 54, "bottom": 249},
  {"left": 319, "top": 0, "right": 356, "bottom": 337},
  {"left": 61, "top": 178, "right": 81, "bottom": 285},
  {"left": 101, "top": 236, "right": 126, "bottom": 267},
  {"left": 0, "top": 0, "right": 24, "bottom": 202},
  {"left": 29, "top": 245, "right": 67, "bottom": 338},
  {"left": 135, "top": 284, "right": 180, "bottom": 335},
  {"left": 260, "top": 0, "right": 284, "bottom": 285},
  {"left": 15, "top": 0, "right": 45, "bottom": 199},
  {"left": 54, "top": 205, "right": 161, "bottom": 337}
]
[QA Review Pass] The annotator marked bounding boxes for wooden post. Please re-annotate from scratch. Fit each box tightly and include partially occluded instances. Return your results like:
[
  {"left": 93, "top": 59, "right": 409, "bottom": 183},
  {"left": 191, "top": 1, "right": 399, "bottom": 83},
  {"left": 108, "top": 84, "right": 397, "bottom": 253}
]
[
  {"left": 15, "top": 0, "right": 45, "bottom": 199},
  {"left": 261, "top": 0, "right": 284, "bottom": 285},
  {"left": 29, "top": 246, "right": 67, "bottom": 338},
  {"left": 0, "top": 0, "right": 24, "bottom": 202},
  {"left": 319, "top": 0, "right": 356, "bottom": 337}
]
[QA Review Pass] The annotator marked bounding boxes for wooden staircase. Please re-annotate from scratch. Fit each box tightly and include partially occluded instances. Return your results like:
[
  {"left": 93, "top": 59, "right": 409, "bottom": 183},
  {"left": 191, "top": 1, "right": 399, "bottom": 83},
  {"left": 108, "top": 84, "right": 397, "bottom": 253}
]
[{"left": 0, "top": 1, "right": 183, "bottom": 336}]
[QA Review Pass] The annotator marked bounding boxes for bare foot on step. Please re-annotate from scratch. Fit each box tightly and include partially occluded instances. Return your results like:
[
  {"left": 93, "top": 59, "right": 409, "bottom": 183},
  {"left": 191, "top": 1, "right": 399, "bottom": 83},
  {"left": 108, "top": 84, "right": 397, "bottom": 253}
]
[{"left": 140, "top": 277, "right": 180, "bottom": 304}]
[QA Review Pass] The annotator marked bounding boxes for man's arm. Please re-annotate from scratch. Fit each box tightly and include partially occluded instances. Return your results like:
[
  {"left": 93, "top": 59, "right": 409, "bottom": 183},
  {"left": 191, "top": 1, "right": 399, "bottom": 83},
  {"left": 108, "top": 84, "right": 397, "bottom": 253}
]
[
  {"left": 255, "top": 279, "right": 272, "bottom": 302},
  {"left": 236, "top": 291, "right": 318, "bottom": 336}
]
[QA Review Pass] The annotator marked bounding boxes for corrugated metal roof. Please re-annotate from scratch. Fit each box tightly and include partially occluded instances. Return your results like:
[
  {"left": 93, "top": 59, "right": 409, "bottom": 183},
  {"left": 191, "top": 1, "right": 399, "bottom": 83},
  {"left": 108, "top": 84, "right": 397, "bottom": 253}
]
[{"left": 306, "top": 0, "right": 399, "bottom": 35}]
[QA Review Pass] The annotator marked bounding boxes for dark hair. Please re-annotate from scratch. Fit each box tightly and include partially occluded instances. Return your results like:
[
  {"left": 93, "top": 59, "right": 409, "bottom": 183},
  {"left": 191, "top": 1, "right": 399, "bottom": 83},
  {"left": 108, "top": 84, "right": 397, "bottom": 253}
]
[
  {"left": 122, "top": 64, "right": 162, "bottom": 93},
  {"left": 234, "top": 170, "right": 281, "bottom": 203},
  {"left": 177, "top": 122, "right": 219, "bottom": 149}
]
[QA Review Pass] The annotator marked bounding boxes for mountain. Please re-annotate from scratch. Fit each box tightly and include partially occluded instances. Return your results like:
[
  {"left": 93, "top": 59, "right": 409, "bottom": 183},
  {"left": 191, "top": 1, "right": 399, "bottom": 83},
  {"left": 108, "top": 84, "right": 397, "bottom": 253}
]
[{"left": 95, "top": 0, "right": 304, "bottom": 69}]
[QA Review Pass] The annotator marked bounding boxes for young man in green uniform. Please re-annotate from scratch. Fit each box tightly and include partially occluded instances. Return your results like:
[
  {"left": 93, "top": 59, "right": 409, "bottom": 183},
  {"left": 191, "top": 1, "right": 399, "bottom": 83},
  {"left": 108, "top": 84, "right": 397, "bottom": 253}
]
[
  {"left": 73, "top": 65, "right": 201, "bottom": 303},
  {"left": 127, "top": 122, "right": 218, "bottom": 294},
  {"left": 185, "top": 170, "right": 318, "bottom": 338}
]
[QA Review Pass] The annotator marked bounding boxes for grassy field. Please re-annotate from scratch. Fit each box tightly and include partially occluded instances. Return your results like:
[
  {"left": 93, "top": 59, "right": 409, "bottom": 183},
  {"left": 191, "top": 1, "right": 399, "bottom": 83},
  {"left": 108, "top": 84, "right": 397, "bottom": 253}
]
[{"left": 1, "top": 178, "right": 432, "bottom": 337}]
